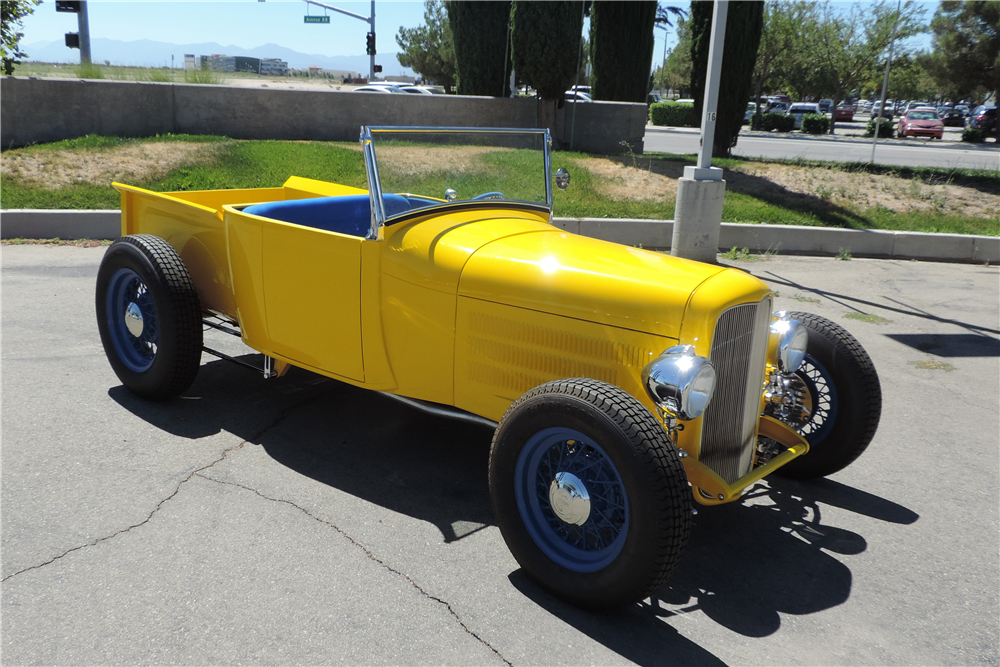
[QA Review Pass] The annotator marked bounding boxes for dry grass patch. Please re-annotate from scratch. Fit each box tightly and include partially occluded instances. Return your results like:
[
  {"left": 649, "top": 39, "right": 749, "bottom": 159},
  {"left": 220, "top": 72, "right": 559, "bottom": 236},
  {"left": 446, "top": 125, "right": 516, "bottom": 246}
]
[
  {"left": 569, "top": 157, "right": 677, "bottom": 202},
  {"left": 372, "top": 145, "right": 514, "bottom": 177},
  {"left": 727, "top": 162, "right": 1000, "bottom": 219},
  {"left": 0, "top": 142, "right": 222, "bottom": 189}
]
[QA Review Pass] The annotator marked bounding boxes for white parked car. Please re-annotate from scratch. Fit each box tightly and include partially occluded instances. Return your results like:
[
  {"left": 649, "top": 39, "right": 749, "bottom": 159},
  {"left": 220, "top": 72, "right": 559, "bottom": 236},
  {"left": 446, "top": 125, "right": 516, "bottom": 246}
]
[
  {"left": 353, "top": 85, "right": 405, "bottom": 94},
  {"left": 788, "top": 103, "right": 820, "bottom": 129}
]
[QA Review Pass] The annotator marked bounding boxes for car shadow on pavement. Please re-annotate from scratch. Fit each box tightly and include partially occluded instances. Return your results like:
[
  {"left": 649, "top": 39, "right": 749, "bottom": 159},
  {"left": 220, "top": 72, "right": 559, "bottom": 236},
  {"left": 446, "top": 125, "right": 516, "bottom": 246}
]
[
  {"left": 510, "top": 478, "right": 918, "bottom": 663},
  {"left": 112, "top": 355, "right": 919, "bottom": 658}
]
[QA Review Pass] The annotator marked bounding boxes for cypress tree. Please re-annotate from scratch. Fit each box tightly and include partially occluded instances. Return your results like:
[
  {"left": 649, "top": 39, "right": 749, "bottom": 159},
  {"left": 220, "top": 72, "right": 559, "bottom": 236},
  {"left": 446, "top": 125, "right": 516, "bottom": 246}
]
[
  {"left": 590, "top": 1, "right": 657, "bottom": 102},
  {"left": 689, "top": 2, "right": 764, "bottom": 158},
  {"left": 511, "top": 1, "right": 584, "bottom": 138},
  {"left": 447, "top": 1, "right": 513, "bottom": 97}
]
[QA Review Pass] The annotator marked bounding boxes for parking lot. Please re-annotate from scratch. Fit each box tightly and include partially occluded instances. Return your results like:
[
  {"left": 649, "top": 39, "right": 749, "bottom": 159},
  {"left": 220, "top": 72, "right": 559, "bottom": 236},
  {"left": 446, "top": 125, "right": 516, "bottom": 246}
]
[{"left": 2, "top": 244, "right": 998, "bottom": 665}]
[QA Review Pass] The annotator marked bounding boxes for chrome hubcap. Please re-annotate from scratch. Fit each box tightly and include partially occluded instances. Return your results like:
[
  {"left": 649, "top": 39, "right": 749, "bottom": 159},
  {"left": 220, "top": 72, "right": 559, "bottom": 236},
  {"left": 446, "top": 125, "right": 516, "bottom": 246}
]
[
  {"left": 549, "top": 472, "right": 591, "bottom": 526},
  {"left": 124, "top": 302, "right": 144, "bottom": 337}
]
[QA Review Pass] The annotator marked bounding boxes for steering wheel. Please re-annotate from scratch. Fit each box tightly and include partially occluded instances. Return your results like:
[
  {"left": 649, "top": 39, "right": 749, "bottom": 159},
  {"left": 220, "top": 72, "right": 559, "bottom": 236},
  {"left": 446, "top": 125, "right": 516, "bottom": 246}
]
[{"left": 471, "top": 192, "right": 506, "bottom": 201}]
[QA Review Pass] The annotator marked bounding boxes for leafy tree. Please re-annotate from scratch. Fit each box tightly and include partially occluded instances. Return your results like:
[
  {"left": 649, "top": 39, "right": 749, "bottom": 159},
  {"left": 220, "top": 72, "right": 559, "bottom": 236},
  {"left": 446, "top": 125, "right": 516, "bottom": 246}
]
[
  {"left": 1, "top": 0, "right": 39, "bottom": 76},
  {"left": 511, "top": 0, "right": 584, "bottom": 137},
  {"left": 590, "top": 1, "right": 657, "bottom": 102},
  {"left": 689, "top": 1, "right": 764, "bottom": 157},
  {"left": 655, "top": 3, "right": 686, "bottom": 27},
  {"left": 752, "top": 2, "right": 816, "bottom": 127},
  {"left": 654, "top": 16, "right": 692, "bottom": 96},
  {"left": 926, "top": 0, "right": 1000, "bottom": 102},
  {"left": 447, "top": 0, "right": 512, "bottom": 97},
  {"left": 813, "top": 1, "right": 925, "bottom": 134},
  {"left": 889, "top": 52, "right": 941, "bottom": 101},
  {"left": 396, "top": 0, "right": 457, "bottom": 93}
]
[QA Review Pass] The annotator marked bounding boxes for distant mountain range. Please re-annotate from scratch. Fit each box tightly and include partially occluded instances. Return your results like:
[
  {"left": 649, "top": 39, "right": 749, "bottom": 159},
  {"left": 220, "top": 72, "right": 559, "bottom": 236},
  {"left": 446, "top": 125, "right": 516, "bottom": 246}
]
[{"left": 22, "top": 37, "right": 414, "bottom": 76}]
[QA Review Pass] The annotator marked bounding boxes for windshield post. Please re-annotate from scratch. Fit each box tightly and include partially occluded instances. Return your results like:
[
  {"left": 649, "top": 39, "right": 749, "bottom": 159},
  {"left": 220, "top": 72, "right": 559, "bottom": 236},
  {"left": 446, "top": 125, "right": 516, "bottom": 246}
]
[
  {"left": 360, "top": 126, "right": 385, "bottom": 240},
  {"left": 543, "top": 129, "right": 553, "bottom": 211}
]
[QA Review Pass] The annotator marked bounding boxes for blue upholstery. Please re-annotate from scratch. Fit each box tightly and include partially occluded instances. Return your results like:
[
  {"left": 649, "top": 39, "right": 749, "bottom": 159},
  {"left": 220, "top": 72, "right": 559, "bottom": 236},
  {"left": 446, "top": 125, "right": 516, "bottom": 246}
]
[{"left": 243, "top": 194, "right": 413, "bottom": 237}]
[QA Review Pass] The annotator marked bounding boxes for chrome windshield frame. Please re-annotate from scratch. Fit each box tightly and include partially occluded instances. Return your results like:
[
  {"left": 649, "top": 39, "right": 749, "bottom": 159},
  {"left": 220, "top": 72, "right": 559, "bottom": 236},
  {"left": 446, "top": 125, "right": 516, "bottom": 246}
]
[{"left": 359, "top": 126, "right": 553, "bottom": 240}]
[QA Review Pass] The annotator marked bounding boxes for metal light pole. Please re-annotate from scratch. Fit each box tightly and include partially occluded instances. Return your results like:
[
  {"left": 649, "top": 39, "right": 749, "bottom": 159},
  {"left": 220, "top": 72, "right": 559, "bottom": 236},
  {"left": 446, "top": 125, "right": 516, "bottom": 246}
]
[
  {"left": 871, "top": 0, "right": 901, "bottom": 164},
  {"left": 670, "top": 0, "right": 728, "bottom": 263},
  {"left": 78, "top": 0, "right": 91, "bottom": 65}
]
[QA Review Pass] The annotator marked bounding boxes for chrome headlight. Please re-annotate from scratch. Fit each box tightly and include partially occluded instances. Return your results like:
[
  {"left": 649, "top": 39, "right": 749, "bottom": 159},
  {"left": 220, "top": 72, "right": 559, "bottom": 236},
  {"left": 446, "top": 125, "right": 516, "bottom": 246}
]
[
  {"left": 641, "top": 345, "right": 716, "bottom": 420},
  {"left": 768, "top": 312, "right": 808, "bottom": 372}
]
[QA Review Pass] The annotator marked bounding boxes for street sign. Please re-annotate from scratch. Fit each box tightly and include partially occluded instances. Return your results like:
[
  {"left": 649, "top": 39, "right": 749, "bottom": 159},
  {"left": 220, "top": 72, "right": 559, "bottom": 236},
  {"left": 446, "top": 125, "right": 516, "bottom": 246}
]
[{"left": 304, "top": 16, "right": 330, "bottom": 23}]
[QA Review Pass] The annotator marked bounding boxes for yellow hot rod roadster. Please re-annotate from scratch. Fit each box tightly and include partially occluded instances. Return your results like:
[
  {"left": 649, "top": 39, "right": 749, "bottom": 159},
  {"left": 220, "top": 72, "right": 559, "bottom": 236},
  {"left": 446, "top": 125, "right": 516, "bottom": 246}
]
[{"left": 97, "top": 127, "right": 881, "bottom": 608}]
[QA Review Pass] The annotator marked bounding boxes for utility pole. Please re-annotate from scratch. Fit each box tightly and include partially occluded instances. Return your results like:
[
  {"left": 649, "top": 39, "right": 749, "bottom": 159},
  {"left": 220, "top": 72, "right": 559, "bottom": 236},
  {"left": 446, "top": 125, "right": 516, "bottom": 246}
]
[
  {"left": 56, "top": 0, "right": 91, "bottom": 65},
  {"left": 871, "top": 0, "right": 901, "bottom": 164}
]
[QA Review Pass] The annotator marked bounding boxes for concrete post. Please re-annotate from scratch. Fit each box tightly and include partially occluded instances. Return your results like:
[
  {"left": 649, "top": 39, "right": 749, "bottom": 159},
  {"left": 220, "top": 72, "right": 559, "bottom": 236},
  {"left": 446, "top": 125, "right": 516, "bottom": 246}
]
[
  {"left": 671, "top": 177, "right": 726, "bottom": 264},
  {"left": 78, "top": 1, "right": 92, "bottom": 65},
  {"left": 671, "top": 0, "right": 728, "bottom": 263}
]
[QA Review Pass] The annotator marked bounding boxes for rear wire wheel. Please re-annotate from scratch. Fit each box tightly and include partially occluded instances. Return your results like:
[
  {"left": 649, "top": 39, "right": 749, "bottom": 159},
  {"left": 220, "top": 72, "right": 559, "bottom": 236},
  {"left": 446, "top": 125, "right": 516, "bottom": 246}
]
[
  {"left": 489, "top": 379, "right": 691, "bottom": 609},
  {"left": 96, "top": 235, "right": 203, "bottom": 400}
]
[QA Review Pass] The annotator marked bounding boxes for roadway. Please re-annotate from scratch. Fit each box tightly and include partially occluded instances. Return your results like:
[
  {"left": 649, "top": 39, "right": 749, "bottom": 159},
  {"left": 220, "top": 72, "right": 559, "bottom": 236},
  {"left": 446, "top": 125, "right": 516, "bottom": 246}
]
[
  {"left": 2, "top": 245, "right": 998, "bottom": 666},
  {"left": 644, "top": 126, "right": 1000, "bottom": 170}
]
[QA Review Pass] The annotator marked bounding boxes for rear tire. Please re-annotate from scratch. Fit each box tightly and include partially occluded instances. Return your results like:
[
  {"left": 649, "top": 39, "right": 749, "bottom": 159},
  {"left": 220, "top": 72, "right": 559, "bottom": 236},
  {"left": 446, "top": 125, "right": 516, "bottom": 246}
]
[
  {"left": 96, "top": 235, "right": 202, "bottom": 400},
  {"left": 489, "top": 379, "right": 691, "bottom": 609},
  {"left": 774, "top": 313, "right": 881, "bottom": 479}
]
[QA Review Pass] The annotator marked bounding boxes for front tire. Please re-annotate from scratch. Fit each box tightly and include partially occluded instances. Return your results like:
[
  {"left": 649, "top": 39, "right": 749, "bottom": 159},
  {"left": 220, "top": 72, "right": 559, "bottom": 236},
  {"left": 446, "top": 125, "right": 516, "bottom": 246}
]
[
  {"left": 775, "top": 313, "right": 881, "bottom": 479},
  {"left": 96, "top": 235, "right": 203, "bottom": 400},
  {"left": 489, "top": 379, "right": 691, "bottom": 609}
]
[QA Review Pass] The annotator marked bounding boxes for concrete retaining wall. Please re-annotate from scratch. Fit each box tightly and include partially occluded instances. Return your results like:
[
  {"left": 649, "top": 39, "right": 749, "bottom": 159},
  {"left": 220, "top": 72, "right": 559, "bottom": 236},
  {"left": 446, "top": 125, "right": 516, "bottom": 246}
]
[
  {"left": 0, "top": 77, "right": 647, "bottom": 153},
  {"left": 4, "top": 209, "right": 997, "bottom": 263}
]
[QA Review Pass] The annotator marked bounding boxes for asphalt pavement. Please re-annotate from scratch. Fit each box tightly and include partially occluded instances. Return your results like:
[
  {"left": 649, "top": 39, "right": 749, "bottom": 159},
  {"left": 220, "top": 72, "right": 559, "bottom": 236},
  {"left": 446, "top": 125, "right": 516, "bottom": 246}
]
[{"left": 2, "top": 245, "right": 998, "bottom": 666}]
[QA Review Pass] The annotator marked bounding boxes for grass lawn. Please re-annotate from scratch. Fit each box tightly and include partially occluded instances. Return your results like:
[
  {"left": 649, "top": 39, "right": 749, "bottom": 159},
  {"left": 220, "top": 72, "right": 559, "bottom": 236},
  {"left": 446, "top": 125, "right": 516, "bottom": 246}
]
[{"left": 2, "top": 134, "right": 997, "bottom": 236}]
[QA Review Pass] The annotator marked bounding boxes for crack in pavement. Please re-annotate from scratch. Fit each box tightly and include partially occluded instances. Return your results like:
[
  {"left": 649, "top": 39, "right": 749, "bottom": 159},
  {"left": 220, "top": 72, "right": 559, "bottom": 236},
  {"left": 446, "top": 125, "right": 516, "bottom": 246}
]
[
  {"left": 0, "top": 401, "right": 310, "bottom": 583},
  {"left": 196, "top": 473, "right": 514, "bottom": 667},
  {"left": 0, "top": 442, "right": 247, "bottom": 583}
]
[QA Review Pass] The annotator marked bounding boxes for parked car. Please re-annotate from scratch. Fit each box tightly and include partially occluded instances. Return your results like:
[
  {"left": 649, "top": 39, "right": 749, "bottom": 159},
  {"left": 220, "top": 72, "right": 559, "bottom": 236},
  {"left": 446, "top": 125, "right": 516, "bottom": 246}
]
[
  {"left": 353, "top": 85, "right": 404, "bottom": 94},
  {"left": 818, "top": 99, "right": 833, "bottom": 114},
  {"left": 788, "top": 102, "right": 820, "bottom": 129},
  {"left": 399, "top": 86, "right": 436, "bottom": 94},
  {"left": 871, "top": 101, "right": 893, "bottom": 119},
  {"left": 897, "top": 108, "right": 944, "bottom": 139},
  {"left": 834, "top": 104, "right": 854, "bottom": 122},
  {"left": 969, "top": 105, "right": 998, "bottom": 137},
  {"left": 939, "top": 108, "right": 965, "bottom": 127},
  {"left": 744, "top": 101, "right": 757, "bottom": 124},
  {"left": 766, "top": 101, "right": 789, "bottom": 113},
  {"left": 565, "top": 90, "right": 593, "bottom": 103},
  {"left": 99, "top": 126, "right": 881, "bottom": 610}
]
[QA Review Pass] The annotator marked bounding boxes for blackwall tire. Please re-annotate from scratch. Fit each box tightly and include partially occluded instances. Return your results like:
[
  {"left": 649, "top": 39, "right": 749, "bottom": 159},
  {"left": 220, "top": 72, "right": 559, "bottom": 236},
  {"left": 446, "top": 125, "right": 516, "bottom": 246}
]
[
  {"left": 96, "top": 235, "right": 202, "bottom": 400},
  {"left": 489, "top": 378, "right": 691, "bottom": 609},
  {"left": 775, "top": 312, "right": 882, "bottom": 479}
]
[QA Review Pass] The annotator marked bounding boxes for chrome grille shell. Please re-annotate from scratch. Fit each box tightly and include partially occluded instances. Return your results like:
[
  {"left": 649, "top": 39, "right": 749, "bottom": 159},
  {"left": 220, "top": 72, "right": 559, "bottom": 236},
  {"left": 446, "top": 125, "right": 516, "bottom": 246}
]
[{"left": 699, "top": 297, "right": 772, "bottom": 483}]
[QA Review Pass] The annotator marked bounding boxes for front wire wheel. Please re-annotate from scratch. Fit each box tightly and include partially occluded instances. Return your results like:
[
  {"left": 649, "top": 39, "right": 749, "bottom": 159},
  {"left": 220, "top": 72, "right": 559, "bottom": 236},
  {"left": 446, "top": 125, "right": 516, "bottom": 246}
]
[
  {"left": 490, "top": 379, "right": 691, "bottom": 609},
  {"left": 773, "top": 312, "right": 881, "bottom": 479}
]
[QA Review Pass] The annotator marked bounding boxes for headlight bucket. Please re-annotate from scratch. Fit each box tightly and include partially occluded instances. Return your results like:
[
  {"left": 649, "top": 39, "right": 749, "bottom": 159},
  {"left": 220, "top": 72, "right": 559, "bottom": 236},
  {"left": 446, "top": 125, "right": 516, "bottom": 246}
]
[
  {"left": 641, "top": 345, "right": 717, "bottom": 420},
  {"left": 768, "top": 312, "right": 808, "bottom": 372}
]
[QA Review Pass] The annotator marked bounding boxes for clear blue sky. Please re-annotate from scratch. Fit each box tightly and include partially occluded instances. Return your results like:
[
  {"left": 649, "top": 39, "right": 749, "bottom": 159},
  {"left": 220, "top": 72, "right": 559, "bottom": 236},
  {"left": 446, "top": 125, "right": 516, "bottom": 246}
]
[{"left": 19, "top": 0, "right": 936, "bottom": 63}]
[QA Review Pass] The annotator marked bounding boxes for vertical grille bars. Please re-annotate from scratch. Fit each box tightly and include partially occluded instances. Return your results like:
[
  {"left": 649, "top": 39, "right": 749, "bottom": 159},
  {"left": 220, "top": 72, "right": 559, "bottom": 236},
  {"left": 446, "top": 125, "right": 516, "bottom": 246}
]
[{"left": 699, "top": 297, "right": 772, "bottom": 484}]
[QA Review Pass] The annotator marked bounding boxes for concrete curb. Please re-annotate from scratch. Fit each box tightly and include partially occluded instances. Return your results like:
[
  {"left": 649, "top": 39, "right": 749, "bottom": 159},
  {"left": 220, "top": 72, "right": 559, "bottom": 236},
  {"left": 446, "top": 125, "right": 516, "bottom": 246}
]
[{"left": 3, "top": 209, "right": 998, "bottom": 263}]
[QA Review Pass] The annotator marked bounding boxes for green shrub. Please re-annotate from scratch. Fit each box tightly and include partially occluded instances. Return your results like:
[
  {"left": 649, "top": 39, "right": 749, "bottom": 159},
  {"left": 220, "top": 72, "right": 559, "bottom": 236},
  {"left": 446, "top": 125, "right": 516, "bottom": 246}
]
[
  {"left": 760, "top": 113, "right": 795, "bottom": 132},
  {"left": 864, "top": 117, "right": 894, "bottom": 138},
  {"left": 649, "top": 102, "right": 697, "bottom": 127},
  {"left": 961, "top": 127, "right": 985, "bottom": 143},
  {"left": 801, "top": 113, "right": 830, "bottom": 134}
]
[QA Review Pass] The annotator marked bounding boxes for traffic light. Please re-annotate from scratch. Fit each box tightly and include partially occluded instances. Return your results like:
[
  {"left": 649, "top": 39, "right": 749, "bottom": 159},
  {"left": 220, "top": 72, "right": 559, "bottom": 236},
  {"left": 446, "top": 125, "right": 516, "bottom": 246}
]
[
  {"left": 65, "top": 32, "right": 80, "bottom": 49},
  {"left": 374, "top": 65, "right": 383, "bottom": 73},
  {"left": 366, "top": 32, "right": 376, "bottom": 56},
  {"left": 55, "top": 1, "right": 82, "bottom": 12}
]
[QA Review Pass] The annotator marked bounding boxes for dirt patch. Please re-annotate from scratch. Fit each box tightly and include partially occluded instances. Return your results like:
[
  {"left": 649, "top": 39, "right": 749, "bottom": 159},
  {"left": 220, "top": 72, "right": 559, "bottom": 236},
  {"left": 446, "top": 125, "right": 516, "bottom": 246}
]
[
  {"left": 0, "top": 142, "right": 222, "bottom": 189},
  {"left": 568, "top": 155, "right": 999, "bottom": 220},
  {"left": 727, "top": 162, "right": 1000, "bottom": 219},
  {"left": 569, "top": 157, "right": 677, "bottom": 202},
  {"left": 374, "top": 145, "right": 513, "bottom": 177}
]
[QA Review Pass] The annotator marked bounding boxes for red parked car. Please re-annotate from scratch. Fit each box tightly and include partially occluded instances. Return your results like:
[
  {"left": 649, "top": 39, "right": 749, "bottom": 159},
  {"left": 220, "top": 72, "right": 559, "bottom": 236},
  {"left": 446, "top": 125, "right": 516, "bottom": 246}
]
[
  {"left": 834, "top": 104, "right": 854, "bottom": 122},
  {"left": 897, "top": 108, "right": 944, "bottom": 140}
]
